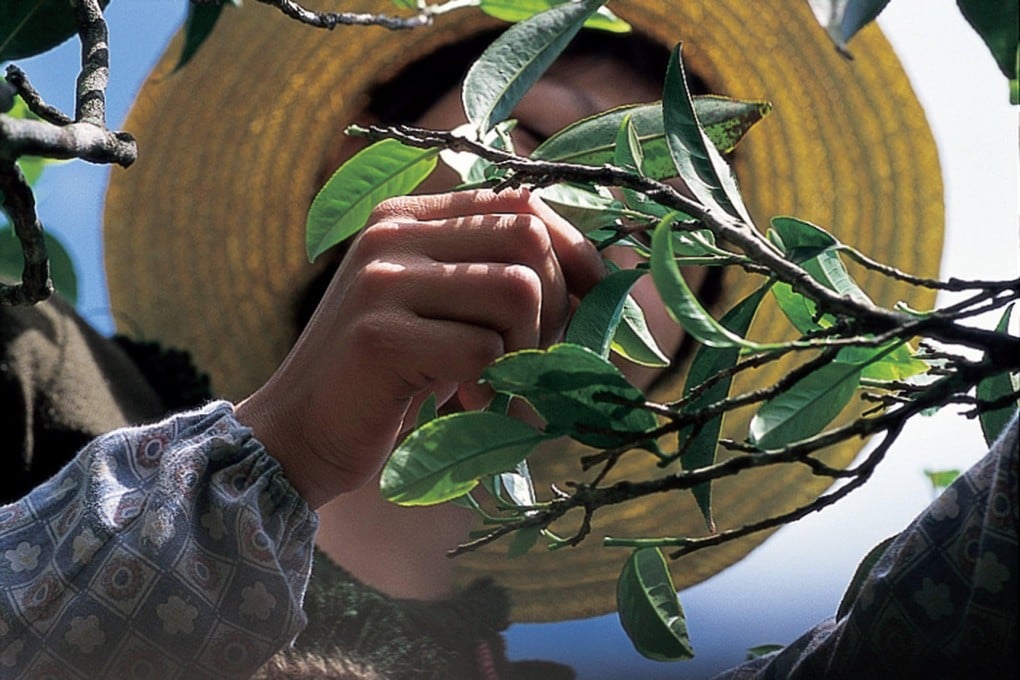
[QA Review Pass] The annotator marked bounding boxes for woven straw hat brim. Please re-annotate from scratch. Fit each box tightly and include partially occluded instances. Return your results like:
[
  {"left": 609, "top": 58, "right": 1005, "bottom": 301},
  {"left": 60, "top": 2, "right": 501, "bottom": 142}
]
[{"left": 104, "top": 0, "right": 943, "bottom": 622}]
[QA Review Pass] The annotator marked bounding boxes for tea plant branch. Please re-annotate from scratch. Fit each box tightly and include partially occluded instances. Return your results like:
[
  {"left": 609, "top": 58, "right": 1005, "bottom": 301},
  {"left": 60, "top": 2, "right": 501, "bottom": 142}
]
[
  {"left": 254, "top": 0, "right": 431, "bottom": 29},
  {"left": 0, "top": 162, "right": 48, "bottom": 305},
  {"left": 251, "top": 0, "right": 486, "bottom": 30},
  {"left": 0, "top": 0, "right": 136, "bottom": 306},
  {"left": 356, "top": 123, "right": 1020, "bottom": 362},
  {"left": 450, "top": 357, "right": 1008, "bottom": 560},
  {"left": 842, "top": 245, "right": 1020, "bottom": 293},
  {"left": 4, "top": 66, "right": 72, "bottom": 126}
]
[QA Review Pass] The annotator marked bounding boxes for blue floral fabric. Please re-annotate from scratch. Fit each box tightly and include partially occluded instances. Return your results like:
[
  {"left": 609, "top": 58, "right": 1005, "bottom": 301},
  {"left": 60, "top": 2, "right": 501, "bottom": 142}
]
[
  {"left": 0, "top": 401, "right": 317, "bottom": 679},
  {"left": 713, "top": 412, "right": 1019, "bottom": 679}
]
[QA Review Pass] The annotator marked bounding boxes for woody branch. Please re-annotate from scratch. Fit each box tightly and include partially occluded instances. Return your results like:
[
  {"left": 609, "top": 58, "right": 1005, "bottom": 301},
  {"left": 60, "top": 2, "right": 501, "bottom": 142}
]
[{"left": 0, "top": 0, "right": 136, "bottom": 306}]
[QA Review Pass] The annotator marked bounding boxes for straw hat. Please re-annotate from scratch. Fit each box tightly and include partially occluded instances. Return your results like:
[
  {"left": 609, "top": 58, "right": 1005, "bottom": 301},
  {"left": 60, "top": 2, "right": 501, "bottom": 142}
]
[{"left": 104, "top": 0, "right": 943, "bottom": 622}]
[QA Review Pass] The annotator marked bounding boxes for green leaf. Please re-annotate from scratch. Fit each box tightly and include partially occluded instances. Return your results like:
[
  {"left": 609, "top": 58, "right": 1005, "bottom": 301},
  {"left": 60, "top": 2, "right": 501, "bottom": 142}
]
[
  {"left": 748, "top": 357, "right": 861, "bottom": 450},
  {"left": 616, "top": 548, "right": 693, "bottom": 661},
  {"left": 305, "top": 139, "right": 438, "bottom": 261},
  {"left": 462, "top": 0, "right": 607, "bottom": 135},
  {"left": 535, "top": 183, "right": 629, "bottom": 233},
  {"left": 956, "top": 0, "right": 1018, "bottom": 82},
  {"left": 843, "top": 342, "right": 927, "bottom": 382},
  {"left": 483, "top": 343, "right": 657, "bottom": 448},
  {"left": 772, "top": 281, "right": 828, "bottom": 334},
  {"left": 977, "top": 304, "right": 1018, "bottom": 447},
  {"left": 176, "top": 0, "right": 236, "bottom": 71},
  {"left": 611, "top": 293, "right": 670, "bottom": 368},
  {"left": 663, "top": 44, "right": 755, "bottom": 226},
  {"left": 650, "top": 216, "right": 761, "bottom": 349},
  {"left": 679, "top": 284, "right": 769, "bottom": 530},
  {"left": 612, "top": 112, "right": 663, "bottom": 218},
  {"left": 0, "top": 226, "right": 77, "bottom": 304},
  {"left": 565, "top": 267, "right": 646, "bottom": 357},
  {"left": 479, "top": 0, "right": 630, "bottom": 33},
  {"left": 531, "top": 97, "right": 770, "bottom": 181},
  {"left": 381, "top": 411, "right": 547, "bottom": 506},
  {"left": 767, "top": 216, "right": 838, "bottom": 264},
  {"left": 1, "top": 0, "right": 110, "bottom": 61},
  {"left": 694, "top": 95, "right": 773, "bottom": 155},
  {"left": 747, "top": 342, "right": 910, "bottom": 451}
]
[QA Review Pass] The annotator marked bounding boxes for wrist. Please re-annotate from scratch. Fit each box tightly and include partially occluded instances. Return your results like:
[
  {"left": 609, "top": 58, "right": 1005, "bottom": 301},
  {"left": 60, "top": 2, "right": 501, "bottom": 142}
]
[{"left": 234, "top": 391, "right": 344, "bottom": 509}]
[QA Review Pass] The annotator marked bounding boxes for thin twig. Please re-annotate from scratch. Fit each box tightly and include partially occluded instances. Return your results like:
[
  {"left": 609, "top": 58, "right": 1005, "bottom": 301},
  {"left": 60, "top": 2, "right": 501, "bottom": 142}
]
[
  {"left": 254, "top": 0, "right": 432, "bottom": 29},
  {"left": 0, "top": 162, "right": 50, "bottom": 305}
]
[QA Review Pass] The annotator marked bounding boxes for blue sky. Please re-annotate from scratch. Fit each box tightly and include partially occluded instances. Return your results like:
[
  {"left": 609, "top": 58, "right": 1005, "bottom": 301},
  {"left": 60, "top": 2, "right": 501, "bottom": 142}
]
[{"left": 9, "top": 1, "right": 1018, "bottom": 677}]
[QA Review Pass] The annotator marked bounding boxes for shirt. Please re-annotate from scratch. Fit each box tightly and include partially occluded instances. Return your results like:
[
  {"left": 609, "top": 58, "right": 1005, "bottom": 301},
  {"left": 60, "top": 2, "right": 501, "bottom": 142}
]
[{"left": 0, "top": 401, "right": 317, "bottom": 679}]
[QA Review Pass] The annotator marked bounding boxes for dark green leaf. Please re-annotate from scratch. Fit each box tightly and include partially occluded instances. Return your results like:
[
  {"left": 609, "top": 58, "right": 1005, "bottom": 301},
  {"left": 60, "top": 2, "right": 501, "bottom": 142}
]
[
  {"left": 836, "top": 534, "right": 896, "bottom": 618},
  {"left": 176, "top": 0, "right": 236, "bottom": 71},
  {"left": 694, "top": 95, "right": 773, "bottom": 155},
  {"left": 479, "top": 0, "right": 630, "bottom": 33},
  {"left": 956, "top": 0, "right": 1018, "bottom": 81},
  {"left": 462, "top": 0, "right": 607, "bottom": 135},
  {"left": 747, "top": 342, "right": 912, "bottom": 450},
  {"left": 1, "top": 0, "right": 110, "bottom": 61},
  {"left": 305, "top": 139, "right": 437, "bottom": 261},
  {"left": 679, "top": 284, "right": 769, "bottom": 530},
  {"left": 767, "top": 216, "right": 838, "bottom": 264},
  {"left": 663, "top": 44, "right": 755, "bottom": 226},
  {"left": 380, "top": 411, "right": 547, "bottom": 506},
  {"left": 805, "top": 0, "right": 891, "bottom": 57},
  {"left": 616, "top": 548, "right": 693, "bottom": 661},
  {"left": 977, "top": 304, "right": 1018, "bottom": 447},
  {"left": 566, "top": 267, "right": 646, "bottom": 357},
  {"left": 483, "top": 343, "right": 656, "bottom": 448},
  {"left": 531, "top": 97, "right": 770, "bottom": 181},
  {"left": 0, "top": 226, "right": 77, "bottom": 304},
  {"left": 748, "top": 357, "right": 860, "bottom": 449},
  {"left": 650, "top": 216, "right": 761, "bottom": 349}
]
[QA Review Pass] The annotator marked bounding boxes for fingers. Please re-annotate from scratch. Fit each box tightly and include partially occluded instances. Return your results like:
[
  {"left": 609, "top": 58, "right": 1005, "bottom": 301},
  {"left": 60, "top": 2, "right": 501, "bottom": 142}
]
[
  {"left": 372, "top": 188, "right": 605, "bottom": 299},
  {"left": 350, "top": 258, "right": 543, "bottom": 354},
  {"left": 362, "top": 189, "right": 605, "bottom": 346}
]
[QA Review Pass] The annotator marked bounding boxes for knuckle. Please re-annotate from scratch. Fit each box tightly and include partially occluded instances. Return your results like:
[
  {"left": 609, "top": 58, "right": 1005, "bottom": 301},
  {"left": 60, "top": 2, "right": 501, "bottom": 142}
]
[
  {"left": 354, "top": 221, "right": 402, "bottom": 258},
  {"left": 354, "top": 259, "right": 405, "bottom": 298},
  {"left": 505, "top": 213, "right": 551, "bottom": 251},
  {"left": 501, "top": 264, "right": 543, "bottom": 309}
]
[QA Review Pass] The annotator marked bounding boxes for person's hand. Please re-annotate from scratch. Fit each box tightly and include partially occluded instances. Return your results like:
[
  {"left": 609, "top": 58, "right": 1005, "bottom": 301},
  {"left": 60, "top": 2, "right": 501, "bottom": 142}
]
[{"left": 236, "top": 188, "right": 605, "bottom": 508}]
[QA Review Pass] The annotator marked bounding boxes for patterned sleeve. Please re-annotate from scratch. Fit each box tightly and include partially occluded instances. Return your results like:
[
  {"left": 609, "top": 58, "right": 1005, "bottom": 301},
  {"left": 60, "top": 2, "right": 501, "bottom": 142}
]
[
  {"left": 0, "top": 401, "right": 319, "bottom": 679},
  {"left": 711, "top": 412, "right": 1019, "bottom": 680}
]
